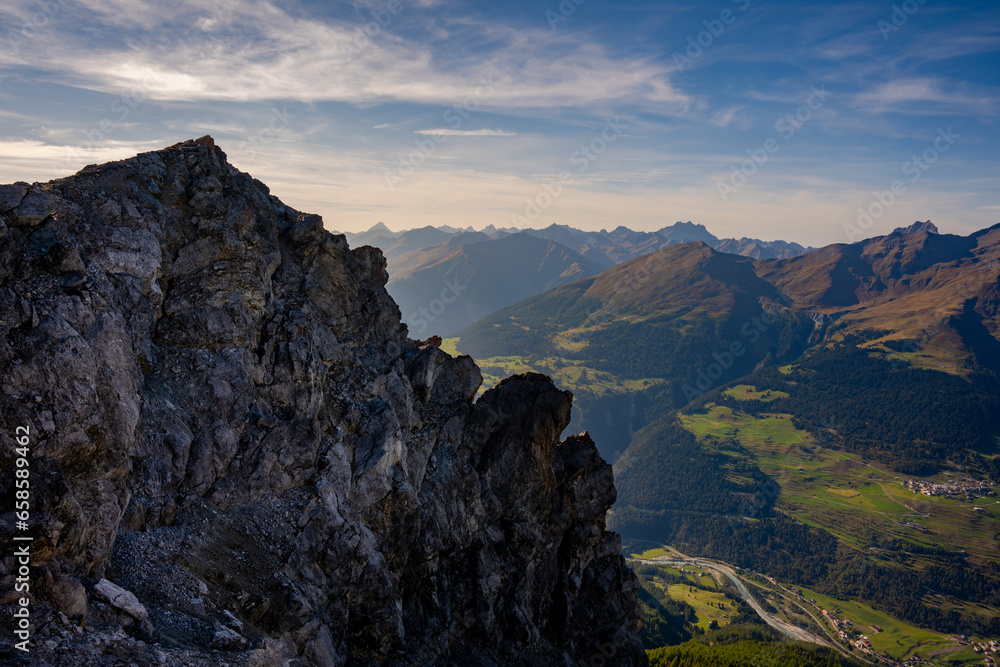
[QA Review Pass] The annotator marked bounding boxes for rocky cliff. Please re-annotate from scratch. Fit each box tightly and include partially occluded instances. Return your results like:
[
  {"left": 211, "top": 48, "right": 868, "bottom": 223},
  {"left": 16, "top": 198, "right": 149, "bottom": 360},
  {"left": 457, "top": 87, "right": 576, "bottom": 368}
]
[{"left": 0, "top": 137, "right": 645, "bottom": 666}]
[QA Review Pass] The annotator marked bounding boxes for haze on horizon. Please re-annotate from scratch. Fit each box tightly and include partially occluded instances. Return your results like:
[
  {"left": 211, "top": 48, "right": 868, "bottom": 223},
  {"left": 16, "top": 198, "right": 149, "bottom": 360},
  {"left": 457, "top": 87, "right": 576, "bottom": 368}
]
[{"left": 0, "top": 0, "right": 997, "bottom": 247}]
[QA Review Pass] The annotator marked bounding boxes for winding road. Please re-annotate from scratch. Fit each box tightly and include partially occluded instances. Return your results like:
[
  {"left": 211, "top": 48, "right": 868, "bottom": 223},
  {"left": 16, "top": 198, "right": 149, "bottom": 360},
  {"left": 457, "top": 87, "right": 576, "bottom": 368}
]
[{"left": 628, "top": 548, "right": 863, "bottom": 661}]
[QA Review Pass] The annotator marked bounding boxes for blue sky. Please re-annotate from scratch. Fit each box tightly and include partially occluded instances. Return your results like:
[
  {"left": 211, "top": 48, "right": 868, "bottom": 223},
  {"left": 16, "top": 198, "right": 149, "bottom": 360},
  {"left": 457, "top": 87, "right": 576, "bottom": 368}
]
[{"left": 0, "top": 0, "right": 997, "bottom": 245}]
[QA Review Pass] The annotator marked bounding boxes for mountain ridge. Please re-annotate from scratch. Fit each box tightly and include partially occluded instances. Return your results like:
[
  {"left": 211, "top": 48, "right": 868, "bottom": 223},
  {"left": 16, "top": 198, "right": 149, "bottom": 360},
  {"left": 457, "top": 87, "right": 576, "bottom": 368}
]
[
  {"left": 344, "top": 220, "right": 814, "bottom": 264},
  {"left": 364, "top": 221, "right": 816, "bottom": 337}
]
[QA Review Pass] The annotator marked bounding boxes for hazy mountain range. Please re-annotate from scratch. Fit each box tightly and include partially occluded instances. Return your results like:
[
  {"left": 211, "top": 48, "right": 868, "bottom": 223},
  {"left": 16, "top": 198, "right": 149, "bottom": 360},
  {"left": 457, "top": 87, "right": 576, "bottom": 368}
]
[
  {"left": 342, "top": 221, "right": 812, "bottom": 336},
  {"left": 385, "top": 232, "right": 606, "bottom": 336},
  {"left": 345, "top": 220, "right": 811, "bottom": 264}
]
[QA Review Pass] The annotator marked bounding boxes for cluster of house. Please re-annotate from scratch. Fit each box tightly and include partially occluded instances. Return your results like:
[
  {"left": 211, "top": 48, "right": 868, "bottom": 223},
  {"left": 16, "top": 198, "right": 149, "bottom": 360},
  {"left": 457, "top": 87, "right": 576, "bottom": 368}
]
[
  {"left": 852, "top": 634, "right": 873, "bottom": 652},
  {"left": 823, "top": 609, "right": 924, "bottom": 665},
  {"left": 954, "top": 636, "right": 999, "bottom": 665},
  {"left": 822, "top": 613, "right": 1000, "bottom": 666},
  {"left": 822, "top": 608, "right": 878, "bottom": 655},
  {"left": 817, "top": 608, "right": 1000, "bottom": 666},
  {"left": 822, "top": 608, "right": 854, "bottom": 632},
  {"left": 902, "top": 478, "right": 995, "bottom": 501},
  {"left": 677, "top": 567, "right": 708, "bottom": 578},
  {"left": 972, "top": 639, "right": 999, "bottom": 655}
]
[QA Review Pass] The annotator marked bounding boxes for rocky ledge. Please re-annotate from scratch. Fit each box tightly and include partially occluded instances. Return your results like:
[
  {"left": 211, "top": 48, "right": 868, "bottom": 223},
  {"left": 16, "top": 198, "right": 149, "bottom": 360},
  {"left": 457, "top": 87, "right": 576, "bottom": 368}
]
[{"left": 0, "top": 138, "right": 645, "bottom": 666}]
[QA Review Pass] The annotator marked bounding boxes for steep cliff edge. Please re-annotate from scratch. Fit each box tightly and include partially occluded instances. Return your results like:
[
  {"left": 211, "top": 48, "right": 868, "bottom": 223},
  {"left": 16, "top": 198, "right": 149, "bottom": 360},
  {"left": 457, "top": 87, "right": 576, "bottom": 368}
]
[{"left": 0, "top": 138, "right": 645, "bottom": 666}]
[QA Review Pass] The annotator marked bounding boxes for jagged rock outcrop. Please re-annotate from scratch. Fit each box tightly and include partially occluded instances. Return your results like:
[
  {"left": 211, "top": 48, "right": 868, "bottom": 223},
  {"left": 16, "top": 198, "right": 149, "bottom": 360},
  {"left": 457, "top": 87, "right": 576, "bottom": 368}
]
[{"left": 0, "top": 138, "right": 645, "bottom": 666}]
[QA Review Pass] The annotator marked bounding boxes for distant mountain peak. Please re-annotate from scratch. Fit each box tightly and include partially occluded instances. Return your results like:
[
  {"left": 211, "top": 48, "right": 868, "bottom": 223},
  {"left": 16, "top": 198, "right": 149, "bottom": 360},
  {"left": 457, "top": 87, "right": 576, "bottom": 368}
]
[
  {"left": 363, "top": 221, "right": 397, "bottom": 235},
  {"left": 893, "top": 220, "right": 938, "bottom": 236},
  {"left": 656, "top": 221, "right": 718, "bottom": 243}
]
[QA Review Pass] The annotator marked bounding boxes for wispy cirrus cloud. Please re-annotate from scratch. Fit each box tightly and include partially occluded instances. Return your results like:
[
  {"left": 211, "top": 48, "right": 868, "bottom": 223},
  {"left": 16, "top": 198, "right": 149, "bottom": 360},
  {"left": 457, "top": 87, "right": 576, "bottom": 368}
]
[
  {"left": 414, "top": 128, "right": 515, "bottom": 136},
  {"left": 854, "top": 78, "right": 997, "bottom": 115},
  {"left": 0, "top": 138, "right": 170, "bottom": 182},
  {"left": 0, "top": 0, "right": 690, "bottom": 112}
]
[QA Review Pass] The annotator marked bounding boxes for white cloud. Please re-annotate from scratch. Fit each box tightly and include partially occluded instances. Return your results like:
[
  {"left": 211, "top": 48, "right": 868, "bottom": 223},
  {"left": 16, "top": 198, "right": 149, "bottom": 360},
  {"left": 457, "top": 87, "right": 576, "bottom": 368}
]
[
  {"left": 414, "top": 128, "right": 515, "bottom": 136},
  {"left": 707, "top": 107, "right": 750, "bottom": 129},
  {"left": 854, "top": 78, "right": 996, "bottom": 115},
  {"left": 0, "top": 138, "right": 169, "bottom": 182},
  {"left": 0, "top": 0, "right": 691, "bottom": 113}
]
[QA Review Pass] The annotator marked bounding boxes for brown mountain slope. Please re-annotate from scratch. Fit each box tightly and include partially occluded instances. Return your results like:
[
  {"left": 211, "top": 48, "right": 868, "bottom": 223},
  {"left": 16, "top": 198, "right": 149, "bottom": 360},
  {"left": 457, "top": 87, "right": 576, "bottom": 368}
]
[
  {"left": 575, "top": 241, "right": 785, "bottom": 320},
  {"left": 754, "top": 223, "right": 1000, "bottom": 374}
]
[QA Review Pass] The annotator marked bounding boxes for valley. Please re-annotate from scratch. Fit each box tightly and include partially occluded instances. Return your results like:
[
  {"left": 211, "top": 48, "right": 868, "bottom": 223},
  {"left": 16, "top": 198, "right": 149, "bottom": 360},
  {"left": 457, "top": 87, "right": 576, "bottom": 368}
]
[
  {"left": 433, "top": 223, "right": 1000, "bottom": 665},
  {"left": 628, "top": 545, "right": 994, "bottom": 665},
  {"left": 677, "top": 398, "right": 1000, "bottom": 567}
]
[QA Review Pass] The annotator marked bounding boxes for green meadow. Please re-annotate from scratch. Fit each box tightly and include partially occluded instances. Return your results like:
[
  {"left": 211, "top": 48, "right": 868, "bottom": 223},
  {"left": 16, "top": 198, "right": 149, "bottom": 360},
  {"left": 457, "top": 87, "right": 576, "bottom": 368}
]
[
  {"left": 443, "top": 337, "right": 664, "bottom": 397},
  {"left": 665, "top": 583, "right": 737, "bottom": 631}
]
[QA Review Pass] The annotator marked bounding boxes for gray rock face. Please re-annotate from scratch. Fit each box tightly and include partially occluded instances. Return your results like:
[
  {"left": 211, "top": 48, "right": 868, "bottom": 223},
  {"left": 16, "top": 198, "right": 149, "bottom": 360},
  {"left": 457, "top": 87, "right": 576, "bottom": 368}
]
[
  {"left": 212, "top": 626, "right": 248, "bottom": 651},
  {"left": 0, "top": 137, "right": 645, "bottom": 666}
]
